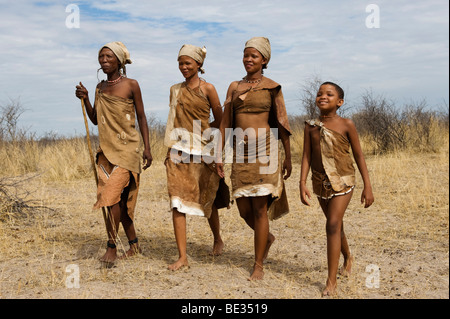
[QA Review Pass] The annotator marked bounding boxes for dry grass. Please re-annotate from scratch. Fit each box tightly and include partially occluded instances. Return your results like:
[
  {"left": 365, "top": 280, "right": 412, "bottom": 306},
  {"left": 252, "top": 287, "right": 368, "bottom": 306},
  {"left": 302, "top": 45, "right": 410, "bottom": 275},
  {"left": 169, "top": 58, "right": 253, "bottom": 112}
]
[
  {"left": 0, "top": 138, "right": 93, "bottom": 180},
  {"left": 0, "top": 135, "right": 448, "bottom": 298}
]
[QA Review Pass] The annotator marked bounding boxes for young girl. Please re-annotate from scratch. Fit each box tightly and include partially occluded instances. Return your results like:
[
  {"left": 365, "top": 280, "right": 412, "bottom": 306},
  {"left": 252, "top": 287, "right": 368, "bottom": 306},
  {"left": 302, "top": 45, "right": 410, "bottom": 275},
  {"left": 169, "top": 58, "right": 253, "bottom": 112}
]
[{"left": 299, "top": 82, "right": 374, "bottom": 296}]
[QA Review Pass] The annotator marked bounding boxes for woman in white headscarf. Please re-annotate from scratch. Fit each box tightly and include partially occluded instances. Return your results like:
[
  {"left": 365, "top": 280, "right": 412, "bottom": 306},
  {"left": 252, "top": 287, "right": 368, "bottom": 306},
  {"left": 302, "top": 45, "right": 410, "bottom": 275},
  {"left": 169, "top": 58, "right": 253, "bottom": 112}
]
[
  {"left": 75, "top": 41, "right": 152, "bottom": 263},
  {"left": 165, "top": 44, "right": 230, "bottom": 270},
  {"left": 217, "top": 37, "right": 292, "bottom": 280}
]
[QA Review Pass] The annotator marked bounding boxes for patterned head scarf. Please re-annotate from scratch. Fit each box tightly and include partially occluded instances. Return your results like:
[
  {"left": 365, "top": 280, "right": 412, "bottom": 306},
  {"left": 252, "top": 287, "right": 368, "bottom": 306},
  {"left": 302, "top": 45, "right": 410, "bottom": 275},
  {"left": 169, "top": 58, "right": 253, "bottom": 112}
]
[
  {"left": 244, "top": 37, "right": 271, "bottom": 68},
  {"left": 178, "top": 44, "right": 207, "bottom": 74},
  {"left": 99, "top": 41, "right": 132, "bottom": 74}
]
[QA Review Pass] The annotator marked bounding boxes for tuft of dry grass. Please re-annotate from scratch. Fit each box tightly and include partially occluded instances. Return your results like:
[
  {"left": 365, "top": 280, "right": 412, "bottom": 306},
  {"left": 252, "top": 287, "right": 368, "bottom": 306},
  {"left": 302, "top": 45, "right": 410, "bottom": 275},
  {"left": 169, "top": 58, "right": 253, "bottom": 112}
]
[{"left": 0, "top": 138, "right": 92, "bottom": 181}]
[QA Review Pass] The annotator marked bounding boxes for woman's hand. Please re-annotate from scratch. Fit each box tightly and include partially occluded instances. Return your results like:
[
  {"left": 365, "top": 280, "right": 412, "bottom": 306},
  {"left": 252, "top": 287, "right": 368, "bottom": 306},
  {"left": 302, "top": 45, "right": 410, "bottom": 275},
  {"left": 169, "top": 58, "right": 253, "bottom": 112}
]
[
  {"left": 216, "top": 162, "right": 225, "bottom": 178},
  {"left": 75, "top": 82, "right": 88, "bottom": 100},
  {"left": 142, "top": 149, "right": 153, "bottom": 170},
  {"left": 282, "top": 157, "right": 292, "bottom": 180}
]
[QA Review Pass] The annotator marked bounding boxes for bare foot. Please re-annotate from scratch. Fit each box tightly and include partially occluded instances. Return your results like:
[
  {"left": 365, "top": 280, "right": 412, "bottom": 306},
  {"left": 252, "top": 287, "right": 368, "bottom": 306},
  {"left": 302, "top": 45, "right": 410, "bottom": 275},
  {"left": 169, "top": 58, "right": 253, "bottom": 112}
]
[
  {"left": 322, "top": 278, "right": 337, "bottom": 297},
  {"left": 210, "top": 239, "right": 224, "bottom": 256},
  {"left": 248, "top": 262, "right": 264, "bottom": 281},
  {"left": 168, "top": 257, "right": 189, "bottom": 271},
  {"left": 120, "top": 243, "right": 142, "bottom": 260},
  {"left": 339, "top": 255, "right": 354, "bottom": 277},
  {"left": 263, "top": 233, "right": 275, "bottom": 260},
  {"left": 99, "top": 247, "right": 117, "bottom": 264}
]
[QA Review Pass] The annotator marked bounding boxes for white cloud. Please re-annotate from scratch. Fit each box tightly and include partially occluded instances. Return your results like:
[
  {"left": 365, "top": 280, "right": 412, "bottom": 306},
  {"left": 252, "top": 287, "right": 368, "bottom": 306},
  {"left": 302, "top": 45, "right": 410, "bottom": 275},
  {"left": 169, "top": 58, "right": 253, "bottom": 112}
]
[{"left": 0, "top": 0, "right": 448, "bottom": 136}]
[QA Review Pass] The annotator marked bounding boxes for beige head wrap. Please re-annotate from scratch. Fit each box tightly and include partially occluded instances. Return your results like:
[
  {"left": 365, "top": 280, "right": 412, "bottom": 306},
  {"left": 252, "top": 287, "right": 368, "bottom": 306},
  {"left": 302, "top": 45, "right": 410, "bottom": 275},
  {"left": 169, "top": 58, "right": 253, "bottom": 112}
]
[
  {"left": 244, "top": 37, "right": 271, "bottom": 68},
  {"left": 99, "top": 41, "right": 132, "bottom": 74},
  {"left": 178, "top": 44, "right": 207, "bottom": 74}
]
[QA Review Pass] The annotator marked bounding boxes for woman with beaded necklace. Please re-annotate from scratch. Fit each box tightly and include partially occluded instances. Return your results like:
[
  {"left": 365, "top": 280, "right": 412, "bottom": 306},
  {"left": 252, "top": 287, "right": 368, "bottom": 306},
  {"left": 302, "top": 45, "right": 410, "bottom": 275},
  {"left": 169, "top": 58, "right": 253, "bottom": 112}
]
[
  {"left": 165, "top": 44, "right": 229, "bottom": 271},
  {"left": 75, "top": 41, "right": 152, "bottom": 263},
  {"left": 217, "top": 37, "right": 292, "bottom": 280}
]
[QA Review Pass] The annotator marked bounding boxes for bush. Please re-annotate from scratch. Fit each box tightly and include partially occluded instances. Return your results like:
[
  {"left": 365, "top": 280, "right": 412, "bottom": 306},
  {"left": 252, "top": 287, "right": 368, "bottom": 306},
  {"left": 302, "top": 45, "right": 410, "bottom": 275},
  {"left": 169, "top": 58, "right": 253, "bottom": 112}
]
[
  {"left": 0, "top": 98, "right": 34, "bottom": 143},
  {"left": 0, "top": 175, "right": 52, "bottom": 221},
  {"left": 352, "top": 90, "right": 406, "bottom": 153},
  {"left": 353, "top": 90, "right": 449, "bottom": 154}
]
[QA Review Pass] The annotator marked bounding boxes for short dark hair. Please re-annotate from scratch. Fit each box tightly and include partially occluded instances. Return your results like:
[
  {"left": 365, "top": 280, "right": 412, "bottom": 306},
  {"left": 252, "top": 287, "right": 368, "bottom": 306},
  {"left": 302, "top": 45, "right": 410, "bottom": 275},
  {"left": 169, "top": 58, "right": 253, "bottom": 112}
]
[{"left": 321, "top": 81, "right": 344, "bottom": 99}]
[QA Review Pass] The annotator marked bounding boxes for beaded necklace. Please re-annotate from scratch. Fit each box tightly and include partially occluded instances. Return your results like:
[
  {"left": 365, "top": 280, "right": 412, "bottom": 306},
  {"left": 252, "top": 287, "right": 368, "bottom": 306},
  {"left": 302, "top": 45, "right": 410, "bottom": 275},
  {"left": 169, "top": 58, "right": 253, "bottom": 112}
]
[
  {"left": 243, "top": 76, "right": 262, "bottom": 84},
  {"left": 107, "top": 75, "right": 123, "bottom": 85}
]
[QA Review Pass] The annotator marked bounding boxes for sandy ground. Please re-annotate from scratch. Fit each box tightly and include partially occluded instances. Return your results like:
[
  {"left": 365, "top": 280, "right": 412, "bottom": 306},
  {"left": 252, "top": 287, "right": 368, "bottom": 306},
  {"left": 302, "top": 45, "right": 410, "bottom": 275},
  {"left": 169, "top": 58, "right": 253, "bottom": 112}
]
[{"left": 0, "top": 154, "right": 448, "bottom": 300}]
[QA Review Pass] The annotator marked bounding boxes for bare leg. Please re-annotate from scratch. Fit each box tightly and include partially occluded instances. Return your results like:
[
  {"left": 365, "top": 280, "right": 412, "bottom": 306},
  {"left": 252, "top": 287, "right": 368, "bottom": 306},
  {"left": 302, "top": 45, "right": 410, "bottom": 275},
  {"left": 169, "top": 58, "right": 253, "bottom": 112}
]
[
  {"left": 319, "top": 191, "right": 353, "bottom": 296},
  {"left": 168, "top": 208, "right": 189, "bottom": 270},
  {"left": 236, "top": 197, "right": 254, "bottom": 228},
  {"left": 249, "top": 196, "right": 270, "bottom": 280},
  {"left": 264, "top": 233, "right": 276, "bottom": 260},
  {"left": 236, "top": 197, "right": 275, "bottom": 261},
  {"left": 100, "top": 204, "right": 120, "bottom": 263},
  {"left": 338, "top": 223, "right": 353, "bottom": 276},
  {"left": 208, "top": 205, "right": 224, "bottom": 256},
  {"left": 120, "top": 204, "right": 141, "bottom": 258}
]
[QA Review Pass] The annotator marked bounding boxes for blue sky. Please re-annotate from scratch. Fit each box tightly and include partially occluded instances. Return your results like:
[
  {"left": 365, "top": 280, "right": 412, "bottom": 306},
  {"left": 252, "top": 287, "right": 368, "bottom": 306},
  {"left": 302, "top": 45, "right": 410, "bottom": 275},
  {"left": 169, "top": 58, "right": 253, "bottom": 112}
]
[{"left": 0, "top": 0, "right": 448, "bottom": 137}]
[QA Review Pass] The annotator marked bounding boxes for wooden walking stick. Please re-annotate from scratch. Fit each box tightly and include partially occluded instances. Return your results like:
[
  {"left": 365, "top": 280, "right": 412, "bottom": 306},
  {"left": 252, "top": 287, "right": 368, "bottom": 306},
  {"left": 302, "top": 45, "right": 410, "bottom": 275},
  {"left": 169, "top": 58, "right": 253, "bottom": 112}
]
[{"left": 80, "top": 98, "right": 109, "bottom": 232}]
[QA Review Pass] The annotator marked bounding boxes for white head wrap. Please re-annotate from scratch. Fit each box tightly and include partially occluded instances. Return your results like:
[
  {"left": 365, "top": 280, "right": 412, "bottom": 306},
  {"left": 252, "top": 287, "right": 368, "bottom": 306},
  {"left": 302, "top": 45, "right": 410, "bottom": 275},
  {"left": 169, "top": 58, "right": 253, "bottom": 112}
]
[
  {"left": 99, "top": 41, "right": 132, "bottom": 74},
  {"left": 244, "top": 37, "right": 271, "bottom": 68},
  {"left": 178, "top": 44, "right": 207, "bottom": 73}
]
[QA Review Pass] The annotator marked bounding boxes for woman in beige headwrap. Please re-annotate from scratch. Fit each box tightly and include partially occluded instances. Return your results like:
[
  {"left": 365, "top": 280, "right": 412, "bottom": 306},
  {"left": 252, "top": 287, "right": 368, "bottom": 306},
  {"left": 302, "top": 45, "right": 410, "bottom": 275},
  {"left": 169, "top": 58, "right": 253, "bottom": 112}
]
[
  {"left": 75, "top": 41, "right": 152, "bottom": 263},
  {"left": 165, "top": 44, "right": 229, "bottom": 270},
  {"left": 217, "top": 37, "right": 292, "bottom": 280}
]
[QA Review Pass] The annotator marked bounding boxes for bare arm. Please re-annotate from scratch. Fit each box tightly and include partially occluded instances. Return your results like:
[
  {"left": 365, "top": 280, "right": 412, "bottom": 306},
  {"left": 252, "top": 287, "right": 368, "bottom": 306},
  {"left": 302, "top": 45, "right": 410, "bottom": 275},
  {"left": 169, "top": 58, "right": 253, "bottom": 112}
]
[
  {"left": 204, "top": 82, "right": 222, "bottom": 129},
  {"left": 75, "top": 82, "right": 98, "bottom": 125},
  {"left": 273, "top": 87, "right": 291, "bottom": 179},
  {"left": 299, "top": 125, "right": 312, "bottom": 206},
  {"left": 131, "top": 79, "right": 153, "bottom": 170},
  {"left": 216, "top": 82, "right": 237, "bottom": 177},
  {"left": 219, "top": 82, "right": 238, "bottom": 142},
  {"left": 279, "top": 125, "right": 292, "bottom": 180},
  {"left": 346, "top": 119, "right": 374, "bottom": 208}
]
